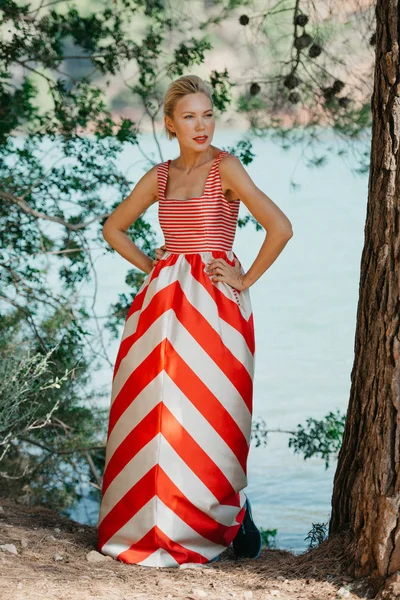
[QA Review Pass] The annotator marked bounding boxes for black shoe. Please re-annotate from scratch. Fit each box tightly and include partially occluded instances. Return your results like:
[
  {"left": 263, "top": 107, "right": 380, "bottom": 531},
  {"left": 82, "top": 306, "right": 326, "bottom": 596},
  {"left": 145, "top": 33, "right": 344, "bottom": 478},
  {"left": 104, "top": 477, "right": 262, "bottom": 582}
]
[{"left": 232, "top": 496, "right": 262, "bottom": 559}]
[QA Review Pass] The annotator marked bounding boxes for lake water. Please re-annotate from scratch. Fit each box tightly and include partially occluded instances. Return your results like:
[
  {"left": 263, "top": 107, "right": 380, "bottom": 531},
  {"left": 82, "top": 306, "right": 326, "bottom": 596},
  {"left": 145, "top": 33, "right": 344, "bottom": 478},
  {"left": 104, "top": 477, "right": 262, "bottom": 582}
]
[{"left": 69, "top": 130, "right": 370, "bottom": 554}]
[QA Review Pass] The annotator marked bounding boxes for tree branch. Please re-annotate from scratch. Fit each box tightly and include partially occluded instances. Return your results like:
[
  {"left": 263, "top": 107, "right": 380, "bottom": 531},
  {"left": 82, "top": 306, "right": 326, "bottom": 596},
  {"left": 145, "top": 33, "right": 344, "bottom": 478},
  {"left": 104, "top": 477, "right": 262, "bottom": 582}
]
[
  {"left": 1, "top": 191, "right": 110, "bottom": 231},
  {"left": 19, "top": 436, "right": 105, "bottom": 455},
  {"left": 0, "top": 295, "right": 48, "bottom": 352}
]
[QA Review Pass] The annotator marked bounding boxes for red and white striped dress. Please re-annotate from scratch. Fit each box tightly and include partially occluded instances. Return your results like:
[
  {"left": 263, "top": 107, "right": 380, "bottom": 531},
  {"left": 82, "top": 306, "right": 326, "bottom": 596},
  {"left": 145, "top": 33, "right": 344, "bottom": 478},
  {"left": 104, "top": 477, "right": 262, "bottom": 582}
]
[{"left": 97, "top": 150, "right": 256, "bottom": 567}]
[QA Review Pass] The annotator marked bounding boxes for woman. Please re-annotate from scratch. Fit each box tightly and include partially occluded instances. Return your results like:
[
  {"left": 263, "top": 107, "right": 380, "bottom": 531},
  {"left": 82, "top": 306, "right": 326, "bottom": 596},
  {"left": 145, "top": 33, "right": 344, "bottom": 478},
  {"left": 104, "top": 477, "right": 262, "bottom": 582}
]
[{"left": 96, "top": 74, "right": 293, "bottom": 568}]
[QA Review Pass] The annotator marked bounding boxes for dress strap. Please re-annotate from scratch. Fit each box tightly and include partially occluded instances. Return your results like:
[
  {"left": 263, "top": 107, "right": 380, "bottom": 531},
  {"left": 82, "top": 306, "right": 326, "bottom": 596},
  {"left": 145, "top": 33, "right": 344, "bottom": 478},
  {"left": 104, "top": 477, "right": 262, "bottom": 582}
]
[
  {"left": 215, "top": 149, "right": 230, "bottom": 162},
  {"left": 203, "top": 150, "right": 230, "bottom": 195},
  {"left": 210, "top": 149, "right": 230, "bottom": 168},
  {"left": 156, "top": 161, "right": 169, "bottom": 201},
  {"left": 209, "top": 149, "right": 231, "bottom": 174}
]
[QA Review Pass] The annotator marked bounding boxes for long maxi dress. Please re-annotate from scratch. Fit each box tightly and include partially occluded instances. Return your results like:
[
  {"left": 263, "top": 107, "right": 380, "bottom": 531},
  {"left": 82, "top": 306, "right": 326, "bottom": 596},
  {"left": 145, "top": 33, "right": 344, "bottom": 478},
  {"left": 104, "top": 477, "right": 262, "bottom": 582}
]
[{"left": 96, "top": 149, "right": 256, "bottom": 568}]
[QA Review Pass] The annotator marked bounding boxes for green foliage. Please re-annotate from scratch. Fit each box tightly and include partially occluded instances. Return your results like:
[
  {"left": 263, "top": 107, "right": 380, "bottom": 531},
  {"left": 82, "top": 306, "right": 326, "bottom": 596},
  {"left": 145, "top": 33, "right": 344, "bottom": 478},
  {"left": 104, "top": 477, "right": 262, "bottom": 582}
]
[
  {"left": 251, "top": 417, "right": 268, "bottom": 447},
  {"left": 251, "top": 409, "right": 345, "bottom": 469},
  {"left": 288, "top": 410, "right": 346, "bottom": 469},
  {"left": 304, "top": 520, "right": 329, "bottom": 550},
  {"left": 168, "top": 38, "right": 212, "bottom": 77},
  {"left": 0, "top": 309, "right": 108, "bottom": 512},
  {"left": 210, "top": 68, "right": 233, "bottom": 112},
  {"left": 226, "top": 138, "right": 255, "bottom": 165},
  {"left": 0, "top": 339, "right": 69, "bottom": 447},
  {"left": 259, "top": 526, "right": 278, "bottom": 549}
]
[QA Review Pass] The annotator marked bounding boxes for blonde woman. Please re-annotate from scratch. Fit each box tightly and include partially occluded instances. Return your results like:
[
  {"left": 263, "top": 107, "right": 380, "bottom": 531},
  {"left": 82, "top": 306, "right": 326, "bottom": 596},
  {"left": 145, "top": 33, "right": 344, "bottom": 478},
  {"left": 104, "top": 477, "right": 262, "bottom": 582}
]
[{"left": 97, "top": 74, "right": 293, "bottom": 567}]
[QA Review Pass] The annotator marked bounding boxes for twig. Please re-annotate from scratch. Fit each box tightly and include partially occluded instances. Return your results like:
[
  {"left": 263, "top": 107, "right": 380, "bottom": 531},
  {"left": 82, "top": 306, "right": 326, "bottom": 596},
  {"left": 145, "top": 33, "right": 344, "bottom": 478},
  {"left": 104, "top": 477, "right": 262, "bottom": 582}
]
[
  {"left": 1, "top": 191, "right": 110, "bottom": 231},
  {"left": 18, "top": 437, "right": 105, "bottom": 455}
]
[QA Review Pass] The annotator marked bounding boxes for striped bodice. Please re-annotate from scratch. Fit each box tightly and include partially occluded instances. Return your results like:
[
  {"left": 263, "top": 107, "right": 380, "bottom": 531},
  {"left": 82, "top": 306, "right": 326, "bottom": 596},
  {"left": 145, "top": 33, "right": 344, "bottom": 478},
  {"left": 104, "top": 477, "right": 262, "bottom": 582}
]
[{"left": 157, "top": 150, "right": 240, "bottom": 253}]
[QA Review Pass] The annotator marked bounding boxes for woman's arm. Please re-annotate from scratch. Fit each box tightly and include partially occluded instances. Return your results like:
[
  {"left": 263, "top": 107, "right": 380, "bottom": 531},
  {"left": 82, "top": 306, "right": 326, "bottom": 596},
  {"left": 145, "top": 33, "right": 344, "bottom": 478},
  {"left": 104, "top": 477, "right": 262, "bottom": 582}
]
[
  {"left": 102, "top": 165, "right": 159, "bottom": 274},
  {"left": 208, "top": 155, "right": 293, "bottom": 290}
]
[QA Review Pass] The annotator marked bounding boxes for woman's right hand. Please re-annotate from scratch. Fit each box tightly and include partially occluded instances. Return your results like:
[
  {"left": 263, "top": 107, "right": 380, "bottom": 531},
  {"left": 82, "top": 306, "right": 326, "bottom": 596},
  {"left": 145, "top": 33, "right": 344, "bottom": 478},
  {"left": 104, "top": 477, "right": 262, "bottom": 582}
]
[{"left": 152, "top": 244, "right": 167, "bottom": 267}]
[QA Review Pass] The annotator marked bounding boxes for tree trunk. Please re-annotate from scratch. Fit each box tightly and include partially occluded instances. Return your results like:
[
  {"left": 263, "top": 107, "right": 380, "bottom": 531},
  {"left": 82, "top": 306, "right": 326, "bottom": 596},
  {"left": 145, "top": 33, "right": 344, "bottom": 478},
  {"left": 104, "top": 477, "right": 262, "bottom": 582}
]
[{"left": 329, "top": 0, "right": 400, "bottom": 586}]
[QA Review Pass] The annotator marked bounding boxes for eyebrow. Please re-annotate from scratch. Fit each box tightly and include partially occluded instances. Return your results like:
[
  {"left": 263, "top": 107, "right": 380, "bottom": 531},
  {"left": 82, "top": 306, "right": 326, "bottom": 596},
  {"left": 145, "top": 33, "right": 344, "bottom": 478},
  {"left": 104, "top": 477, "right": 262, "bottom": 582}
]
[{"left": 180, "top": 109, "right": 213, "bottom": 115}]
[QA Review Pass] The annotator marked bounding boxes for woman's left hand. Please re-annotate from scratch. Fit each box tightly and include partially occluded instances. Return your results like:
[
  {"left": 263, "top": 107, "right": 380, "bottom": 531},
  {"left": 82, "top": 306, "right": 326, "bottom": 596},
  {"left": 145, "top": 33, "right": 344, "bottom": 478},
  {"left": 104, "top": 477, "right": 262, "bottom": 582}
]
[
  {"left": 152, "top": 244, "right": 167, "bottom": 267},
  {"left": 205, "top": 257, "right": 247, "bottom": 291}
]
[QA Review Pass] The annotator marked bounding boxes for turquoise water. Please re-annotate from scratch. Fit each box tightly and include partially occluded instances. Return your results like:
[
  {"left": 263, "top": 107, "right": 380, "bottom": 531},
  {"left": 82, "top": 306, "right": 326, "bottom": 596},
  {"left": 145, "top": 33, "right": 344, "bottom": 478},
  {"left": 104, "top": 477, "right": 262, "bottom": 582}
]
[{"left": 70, "top": 130, "right": 369, "bottom": 554}]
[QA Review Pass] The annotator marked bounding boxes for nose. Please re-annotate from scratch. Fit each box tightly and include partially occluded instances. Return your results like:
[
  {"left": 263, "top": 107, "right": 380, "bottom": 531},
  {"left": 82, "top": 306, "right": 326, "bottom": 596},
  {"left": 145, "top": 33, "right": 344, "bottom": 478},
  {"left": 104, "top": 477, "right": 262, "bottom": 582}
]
[{"left": 195, "top": 116, "right": 206, "bottom": 131}]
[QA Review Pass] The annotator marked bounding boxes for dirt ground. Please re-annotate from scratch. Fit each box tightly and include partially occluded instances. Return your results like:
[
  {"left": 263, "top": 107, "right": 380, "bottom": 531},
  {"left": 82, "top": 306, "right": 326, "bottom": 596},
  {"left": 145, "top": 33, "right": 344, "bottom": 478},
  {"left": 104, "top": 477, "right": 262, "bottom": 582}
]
[{"left": 0, "top": 497, "right": 378, "bottom": 600}]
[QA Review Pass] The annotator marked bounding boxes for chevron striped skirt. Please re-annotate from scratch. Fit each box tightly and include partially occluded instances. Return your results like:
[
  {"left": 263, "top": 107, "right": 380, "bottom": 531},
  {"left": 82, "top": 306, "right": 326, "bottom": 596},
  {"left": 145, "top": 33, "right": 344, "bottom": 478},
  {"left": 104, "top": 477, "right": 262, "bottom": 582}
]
[{"left": 97, "top": 250, "right": 255, "bottom": 567}]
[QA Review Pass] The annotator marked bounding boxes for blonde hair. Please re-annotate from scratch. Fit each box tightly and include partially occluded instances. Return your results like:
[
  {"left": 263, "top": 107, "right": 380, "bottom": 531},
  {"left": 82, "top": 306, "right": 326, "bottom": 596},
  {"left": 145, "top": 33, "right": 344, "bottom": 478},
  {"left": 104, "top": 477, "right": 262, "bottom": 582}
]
[{"left": 163, "top": 75, "right": 214, "bottom": 140}]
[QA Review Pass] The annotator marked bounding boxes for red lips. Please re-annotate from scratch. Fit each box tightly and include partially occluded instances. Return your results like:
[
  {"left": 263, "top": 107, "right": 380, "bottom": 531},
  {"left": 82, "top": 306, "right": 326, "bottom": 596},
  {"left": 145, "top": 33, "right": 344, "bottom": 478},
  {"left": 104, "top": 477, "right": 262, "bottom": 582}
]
[{"left": 193, "top": 136, "right": 208, "bottom": 143}]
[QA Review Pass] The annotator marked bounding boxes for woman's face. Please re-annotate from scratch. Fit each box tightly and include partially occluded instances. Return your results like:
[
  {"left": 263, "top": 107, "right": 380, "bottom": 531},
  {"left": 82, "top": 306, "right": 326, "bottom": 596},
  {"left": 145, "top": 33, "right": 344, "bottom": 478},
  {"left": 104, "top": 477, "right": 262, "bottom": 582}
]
[{"left": 165, "top": 92, "right": 215, "bottom": 152}]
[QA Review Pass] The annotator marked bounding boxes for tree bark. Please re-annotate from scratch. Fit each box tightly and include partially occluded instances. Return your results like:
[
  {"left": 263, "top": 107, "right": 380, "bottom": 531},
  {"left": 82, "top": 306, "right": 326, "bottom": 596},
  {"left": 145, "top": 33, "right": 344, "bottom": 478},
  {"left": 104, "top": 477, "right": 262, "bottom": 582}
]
[{"left": 329, "top": 0, "right": 400, "bottom": 586}]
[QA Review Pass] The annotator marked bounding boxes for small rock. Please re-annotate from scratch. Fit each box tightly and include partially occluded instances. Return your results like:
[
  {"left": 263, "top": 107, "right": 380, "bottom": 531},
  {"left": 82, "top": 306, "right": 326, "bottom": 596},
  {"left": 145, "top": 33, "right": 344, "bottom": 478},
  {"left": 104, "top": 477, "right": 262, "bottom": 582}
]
[
  {"left": 54, "top": 527, "right": 61, "bottom": 533},
  {"left": 0, "top": 544, "right": 18, "bottom": 555},
  {"left": 17, "top": 582, "right": 23, "bottom": 589},
  {"left": 53, "top": 554, "right": 63, "bottom": 561},
  {"left": 270, "top": 592, "right": 280, "bottom": 597},
  {"left": 86, "top": 550, "right": 112, "bottom": 563},
  {"left": 276, "top": 576, "right": 285, "bottom": 581},
  {"left": 78, "top": 527, "right": 85, "bottom": 532},
  {"left": 242, "top": 593, "right": 253, "bottom": 599},
  {"left": 156, "top": 577, "right": 171, "bottom": 588},
  {"left": 0, "top": 506, "right": 4, "bottom": 514},
  {"left": 47, "top": 534, "right": 57, "bottom": 542},
  {"left": 228, "top": 594, "right": 237, "bottom": 598},
  {"left": 337, "top": 588, "right": 351, "bottom": 598},
  {"left": 179, "top": 562, "right": 205, "bottom": 570},
  {"left": 191, "top": 589, "right": 208, "bottom": 598},
  {"left": 20, "top": 539, "right": 28, "bottom": 548}
]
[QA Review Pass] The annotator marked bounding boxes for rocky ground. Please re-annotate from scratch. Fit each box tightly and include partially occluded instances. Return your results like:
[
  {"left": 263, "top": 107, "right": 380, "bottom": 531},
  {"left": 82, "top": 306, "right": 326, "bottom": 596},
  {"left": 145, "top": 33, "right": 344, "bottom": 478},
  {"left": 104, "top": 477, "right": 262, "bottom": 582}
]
[{"left": 0, "top": 497, "right": 379, "bottom": 600}]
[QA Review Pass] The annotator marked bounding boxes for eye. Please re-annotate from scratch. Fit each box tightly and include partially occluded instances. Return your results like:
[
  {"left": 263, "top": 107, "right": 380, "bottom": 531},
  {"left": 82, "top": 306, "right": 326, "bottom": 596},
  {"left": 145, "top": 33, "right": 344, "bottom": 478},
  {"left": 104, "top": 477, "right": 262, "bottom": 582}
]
[{"left": 184, "top": 115, "right": 193, "bottom": 119}]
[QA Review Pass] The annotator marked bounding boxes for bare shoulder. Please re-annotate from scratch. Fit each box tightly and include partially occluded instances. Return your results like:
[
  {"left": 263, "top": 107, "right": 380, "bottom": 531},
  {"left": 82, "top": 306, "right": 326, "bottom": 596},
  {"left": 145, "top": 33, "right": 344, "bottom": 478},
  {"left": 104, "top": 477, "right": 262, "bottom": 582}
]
[
  {"left": 219, "top": 154, "right": 251, "bottom": 201},
  {"left": 102, "top": 162, "right": 162, "bottom": 234},
  {"left": 219, "top": 153, "right": 243, "bottom": 172},
  {"left": 220, "top": 153, "right": 254, "bottom": 184},
  {"left": 141, "top": 162, "right": 159, "bottom": 186},
  {"left": 133, "top": 163, "right": 160, "bottom": 204}
]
